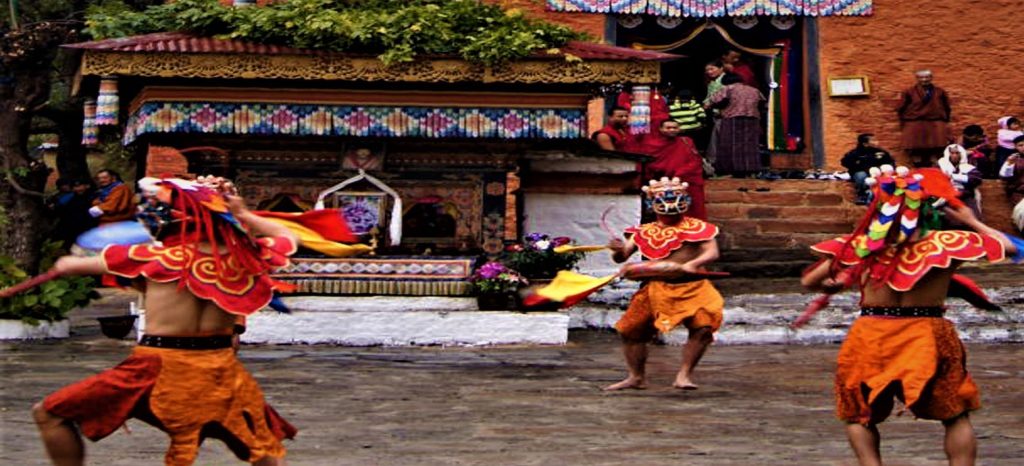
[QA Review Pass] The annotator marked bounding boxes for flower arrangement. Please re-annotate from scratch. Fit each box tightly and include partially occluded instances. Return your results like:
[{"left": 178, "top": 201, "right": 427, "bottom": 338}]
[
  {"left": 503, "top": 233, "right": 584, "bottom": 280},
  {"left": 470, "top": 261, "right": 528, "bottom": 295}
]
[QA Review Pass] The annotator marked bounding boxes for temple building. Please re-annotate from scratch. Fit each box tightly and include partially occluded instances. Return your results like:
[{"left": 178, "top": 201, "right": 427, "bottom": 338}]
[{"left": 64, "top": 31, "right": 670, "bottom": 296}]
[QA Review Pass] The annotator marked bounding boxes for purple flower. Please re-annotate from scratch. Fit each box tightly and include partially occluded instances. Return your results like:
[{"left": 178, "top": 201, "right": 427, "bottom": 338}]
[
  {"left": 478, "top": 261, "right": 507, "bottom": 279},
  {"left": 525, "top": 232, "right": 548, "bottom": 242}
]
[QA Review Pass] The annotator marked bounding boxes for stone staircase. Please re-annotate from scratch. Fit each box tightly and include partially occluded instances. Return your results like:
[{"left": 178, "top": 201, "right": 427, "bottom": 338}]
[{"left": 704, "top": 178, "right": 863, "bottom": 277}]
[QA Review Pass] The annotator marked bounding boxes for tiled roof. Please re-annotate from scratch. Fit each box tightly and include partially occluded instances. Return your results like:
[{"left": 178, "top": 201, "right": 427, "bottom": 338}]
[{"left": 64, "top": 32, "right": 679, "bottom": 61}]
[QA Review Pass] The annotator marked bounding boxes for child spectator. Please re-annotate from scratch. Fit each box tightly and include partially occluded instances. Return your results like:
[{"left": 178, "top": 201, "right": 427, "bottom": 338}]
[
  {"left": 841, "top": 133, "right": 894, "bottom": 204},
  {"left": 999, "top": 135, "right": 1024, "bottom": 233},
  {"left": 961, "top": 124, "right": 996, "bottom": 177},
  {"left": 668, "top": 89, "right": 706, "bottom": 133},
  {"left": 996, "top": 116, "right": 1023, "bottom": 167}
]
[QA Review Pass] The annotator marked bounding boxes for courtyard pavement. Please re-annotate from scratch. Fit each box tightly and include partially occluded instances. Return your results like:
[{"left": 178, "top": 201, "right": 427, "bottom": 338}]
[{"left": 2, "top": 329, "right": 1023, "bottom": 465}]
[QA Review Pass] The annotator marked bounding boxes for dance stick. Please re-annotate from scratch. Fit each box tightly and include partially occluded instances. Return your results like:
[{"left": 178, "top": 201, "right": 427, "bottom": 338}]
[
  {"left": 0, "top": 270, "right": 62, "bottom": 299},
  {"left": 600, "top": 206, "right": 617, "bottom": 240}
]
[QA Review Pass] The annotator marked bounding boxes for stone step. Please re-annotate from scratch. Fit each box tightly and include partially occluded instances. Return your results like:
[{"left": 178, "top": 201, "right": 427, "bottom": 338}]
[
  {"left": 706, "top": 189, "right": 850, "bottom": 207},
  {"left": 704, "top": 179, "right": 855, "bottom": 194},
  {"left": 570, "top": 286, "right": 1024, "bottom": 345}
]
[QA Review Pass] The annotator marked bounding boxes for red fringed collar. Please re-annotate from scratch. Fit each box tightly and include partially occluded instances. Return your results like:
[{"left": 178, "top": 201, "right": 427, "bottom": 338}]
[
  {"left": 102, "top": 235, "right": 297, "bottom": 315},
  {"left": 625, "top": 218, "right": 719, "bottom": 260},
  {"left": 811, "top": 230, "right": 1006, "bottom": 291}
]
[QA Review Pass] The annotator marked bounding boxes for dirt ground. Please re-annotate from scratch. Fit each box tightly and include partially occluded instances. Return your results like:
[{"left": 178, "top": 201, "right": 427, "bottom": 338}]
[{"left": 2, "top": 330, "right": 1023, "bottom": 466}]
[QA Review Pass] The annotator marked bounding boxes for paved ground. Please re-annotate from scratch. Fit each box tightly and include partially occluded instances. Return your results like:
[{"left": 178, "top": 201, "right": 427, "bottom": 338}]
[{"left": 2, "top": 329, "right": 1023, "bottom": 466}]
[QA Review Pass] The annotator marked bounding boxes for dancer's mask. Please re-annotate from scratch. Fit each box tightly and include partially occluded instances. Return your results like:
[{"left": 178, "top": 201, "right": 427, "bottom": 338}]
[{"left": 642, "top": 177, "right": 690, "bottom": 216}]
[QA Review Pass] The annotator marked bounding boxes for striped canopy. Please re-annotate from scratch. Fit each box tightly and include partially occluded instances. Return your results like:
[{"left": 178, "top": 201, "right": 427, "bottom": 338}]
[{"left": 546, "top": 0, "right": 872, "bottom": 17}]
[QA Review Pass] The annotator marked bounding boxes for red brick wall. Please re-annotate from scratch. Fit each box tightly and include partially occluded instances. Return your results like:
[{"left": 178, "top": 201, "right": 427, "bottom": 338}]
[
  {"left": 488, "top": 0, "right": 607, "bottom": 40},
  {"left": 818, "top": 0, "right": 1024, "bottom": 169}
]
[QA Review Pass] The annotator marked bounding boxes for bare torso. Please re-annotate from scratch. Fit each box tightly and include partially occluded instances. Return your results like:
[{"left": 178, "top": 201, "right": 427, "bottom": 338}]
[
  {"left": 141, "top": 280, "right": 237, "bottom": 336},
  {"left": 858, "top": 264, "right": 959, "bottom": 308},
  {"left": 139, "top": 242, "right": 239, "bottom": 336}
]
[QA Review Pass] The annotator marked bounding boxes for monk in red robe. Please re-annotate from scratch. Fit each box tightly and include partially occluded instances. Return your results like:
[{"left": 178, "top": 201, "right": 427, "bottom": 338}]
[
  {"left": 637, "top": 120, "right": 707, "bottom": 220},
  {"left": 897, "top": 70, "right": 952, "bottom": 167},
  {"left": 591, "top": 106, "right": 633, "bottom": 152}
]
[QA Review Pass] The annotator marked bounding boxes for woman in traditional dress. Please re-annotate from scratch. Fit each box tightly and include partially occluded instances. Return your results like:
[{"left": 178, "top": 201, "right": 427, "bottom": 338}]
[{"left": 706, "top": 73, "right": 765, "bottom": 178}]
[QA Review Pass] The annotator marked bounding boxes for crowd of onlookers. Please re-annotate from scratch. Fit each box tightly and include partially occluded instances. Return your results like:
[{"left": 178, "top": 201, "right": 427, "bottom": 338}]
[
  {"left": 47, "top": 169, "right": 135, "bottom": 248},
  {"left": 592, "top": 60, "right": 1024, "bottom": 234}
]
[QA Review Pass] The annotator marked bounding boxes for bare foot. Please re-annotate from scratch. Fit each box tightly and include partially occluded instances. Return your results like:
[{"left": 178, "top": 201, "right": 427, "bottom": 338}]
[
  {"left": 672, "top": 376, "right": 698, "bottom": 390},
  {"left": 603, "top": 376, "right": 647, "bottom": 391}
]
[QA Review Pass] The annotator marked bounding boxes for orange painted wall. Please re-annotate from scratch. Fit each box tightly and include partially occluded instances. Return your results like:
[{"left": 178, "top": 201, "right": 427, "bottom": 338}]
[
  {"left": 817, "top": 0, "right": 1024, "bottom": 168},
  {"left": 488, "top": 0, "right": 607, "bottom": 40}
]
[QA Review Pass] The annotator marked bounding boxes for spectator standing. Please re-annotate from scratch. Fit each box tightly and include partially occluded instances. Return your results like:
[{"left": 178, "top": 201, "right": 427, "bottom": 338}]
[
  {"left": 636, "top": 120, "right": 707, "bottom": 220},
  {"left": 54, "top": 179, "right": 99, "bottom": 249},
  {"left": 668, "top": 89, "right": 705, "bottom": 133},
  {"left": 938, "top": 144, "right": 984, "bottom": 222},
  {"left": 841, "top": 133, "right": 895, "bottom": 205},
  {"left": 46, "top": 179, "right": 74, "bottom": 213},
  {"left": 995, "top": 116, "right": 1023, "bottom": 168},
  {"left": 722, "top": 49, "right": 758, "bottom": 88},
  {"left": 592, "top": 106, "right": 634, "bottom": 152},
  {"left": 960, "top": 124, "right": 995, "bottom": 178},
  {"left": 89, "top": 169, "right": 135, "bottom": 224},
  {"left": 706, "top": 73, "right": 765, "bottom": 178},
  {"left": 702, "top": 60, "right": 726, "bottom": 169},
  {"left": 999, "top": 135, "right": 1024, "bottom": 233},
  {"left": 896, "top": 70, "right": 952, "bottom": 167}
]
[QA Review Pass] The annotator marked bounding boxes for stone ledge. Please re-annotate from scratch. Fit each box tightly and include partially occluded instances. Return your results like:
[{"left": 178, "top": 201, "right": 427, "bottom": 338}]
[
  {"left": 243, "top": 310, "right": 569, "bottom": 346},
  {"left": 0, "top": 319, "right": 70, "bottom": 340},
  {"left": 279, "top": 296, "right": 477, "bottom": 313}
]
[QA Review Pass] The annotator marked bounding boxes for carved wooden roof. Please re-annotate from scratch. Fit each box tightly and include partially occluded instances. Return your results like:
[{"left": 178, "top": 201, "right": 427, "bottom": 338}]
[{"left": 65, "top": 32, "right": 677, "bottom": 84}]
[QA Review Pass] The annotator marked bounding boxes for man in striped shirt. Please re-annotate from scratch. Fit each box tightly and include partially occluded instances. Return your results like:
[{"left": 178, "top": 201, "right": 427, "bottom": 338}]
[{"left": 668, "top": 89, "right": 706, "bottom": 133}]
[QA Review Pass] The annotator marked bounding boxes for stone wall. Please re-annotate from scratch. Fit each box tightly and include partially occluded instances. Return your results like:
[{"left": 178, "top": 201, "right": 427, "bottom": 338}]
[{"left": 818, "top": 0, "right": 1024, "bottom": 168}]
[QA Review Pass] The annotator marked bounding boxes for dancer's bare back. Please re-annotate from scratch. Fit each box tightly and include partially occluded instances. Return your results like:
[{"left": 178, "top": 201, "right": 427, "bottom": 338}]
[{"left": 802, "top": 258, "right": 957, "bottom": 308}]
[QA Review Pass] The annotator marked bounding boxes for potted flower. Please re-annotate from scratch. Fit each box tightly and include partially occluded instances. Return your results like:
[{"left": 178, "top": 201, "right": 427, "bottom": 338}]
[
  {"left": 0, "top": 241, "right": 100, "bottom": 339},
  {"left": 503, "top": 233, "right": 584, "bottom": 281},
  {"left": 470, "top": 261, "right": 528, "bottom": 310}
]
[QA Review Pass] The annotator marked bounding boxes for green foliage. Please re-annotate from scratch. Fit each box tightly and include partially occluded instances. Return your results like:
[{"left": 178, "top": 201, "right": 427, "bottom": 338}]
[
  {"left": 85, "top": 0, "right": 582, "bottom": 65},
  {"left": 0, "top": 241, "right": 100, "bottom": 324}
]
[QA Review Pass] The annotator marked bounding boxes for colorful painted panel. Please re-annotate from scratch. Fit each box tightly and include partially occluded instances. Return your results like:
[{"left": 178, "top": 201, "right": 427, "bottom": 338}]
[
  {"left": 272, "top": 256, "right": 475, "bottom": 296},
  {"left": 123, "top": 102, "right": 585, "bottom": 144},
  {"left": 546, "top": 0, "right": 871, "bottom": 16},
  {"left": 334, "top": 193, "right": 386, "bottom": 235}
]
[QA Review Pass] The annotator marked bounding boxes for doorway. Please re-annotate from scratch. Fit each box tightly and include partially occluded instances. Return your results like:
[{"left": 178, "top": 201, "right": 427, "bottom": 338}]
[{"left": 616, "top": 16, "right": 807, "bottom": 157}]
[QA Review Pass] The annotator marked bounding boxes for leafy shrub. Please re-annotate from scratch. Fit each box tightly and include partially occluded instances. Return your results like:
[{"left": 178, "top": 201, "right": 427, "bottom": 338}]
[
  {"left": 0, "top": 242, "right": 100, "bottom": 324},
  {"left": 85, "top": 0, "right": 583, "bottom": 65},
  {"left": 502, "top": 233, "right": 583, "bottom": 279}
]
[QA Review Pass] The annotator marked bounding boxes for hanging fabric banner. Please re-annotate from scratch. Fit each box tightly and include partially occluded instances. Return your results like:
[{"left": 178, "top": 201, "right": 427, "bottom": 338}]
[
  {"left": 82, "top": 99, "right": 98, "bottom": 147},
  {"left": 96, "top": 77, "right": 119, "bottom": 126},
  {"left": 546, "top": 0, "right": 872, "bottom": 16}
]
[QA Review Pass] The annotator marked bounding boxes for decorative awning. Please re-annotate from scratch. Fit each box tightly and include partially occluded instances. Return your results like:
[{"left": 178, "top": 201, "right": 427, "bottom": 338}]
[
  {"left": 546, "top": 0, "right": 872, "bottom": 17},
  {"left": 64, "top": 32, "right": 678, "bottom": 84},
  {"left": 125, "top": 101, "right": 585, "bottom": 144}
]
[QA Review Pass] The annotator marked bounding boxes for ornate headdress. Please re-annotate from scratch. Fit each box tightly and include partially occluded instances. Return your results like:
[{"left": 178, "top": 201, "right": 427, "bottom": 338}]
[
  {"left": 641, "top": 176, "right": 690, "bottom": 216},
  {"left": 845, "top": 165, "right": 963, "bottom": 259},
  {"left": 136, "top": 177, "right": 267, "bottom": 281}
]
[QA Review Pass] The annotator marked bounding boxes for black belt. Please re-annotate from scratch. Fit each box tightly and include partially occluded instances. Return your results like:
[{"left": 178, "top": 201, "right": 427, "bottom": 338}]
[
  {"left": 139, "top": 334, "right": 233, "bottom": 350},
  {"left": 860, "top": 306, "right": 945, "bottom": 318}
]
